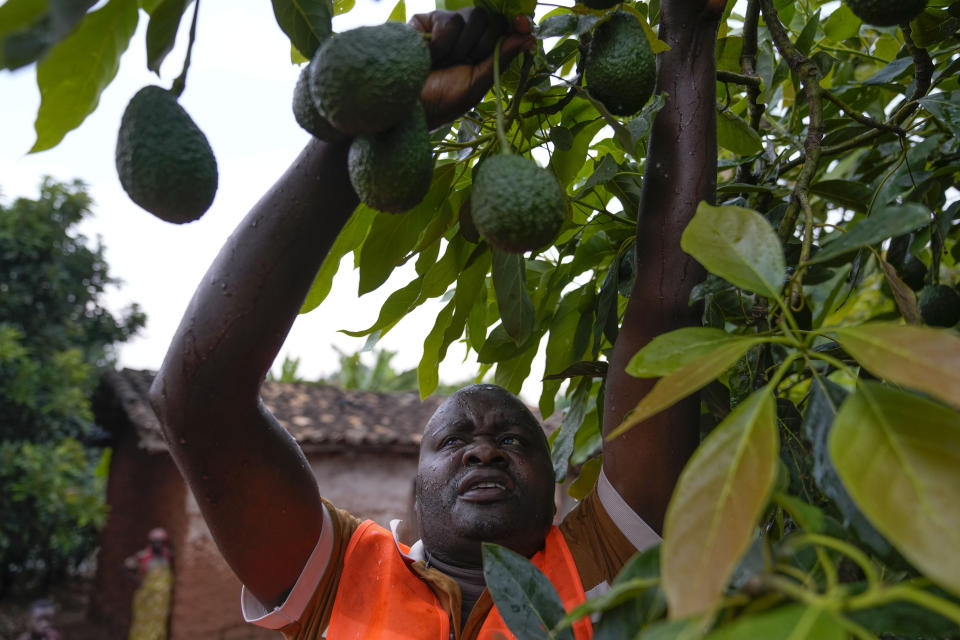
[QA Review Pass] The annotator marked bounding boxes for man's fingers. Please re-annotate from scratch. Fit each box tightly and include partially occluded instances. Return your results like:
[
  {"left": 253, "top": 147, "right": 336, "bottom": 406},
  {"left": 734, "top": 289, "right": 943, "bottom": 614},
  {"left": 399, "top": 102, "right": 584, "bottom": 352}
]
[{"left": 450, "top": 8, "right": 491, "bottom": 63}]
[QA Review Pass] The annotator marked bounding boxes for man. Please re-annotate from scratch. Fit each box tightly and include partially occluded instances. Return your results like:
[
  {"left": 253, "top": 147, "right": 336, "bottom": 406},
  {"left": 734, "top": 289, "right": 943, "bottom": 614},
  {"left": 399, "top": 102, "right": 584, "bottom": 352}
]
[{"left": 149, "top": 1, "right": 724, "bottom": 637}]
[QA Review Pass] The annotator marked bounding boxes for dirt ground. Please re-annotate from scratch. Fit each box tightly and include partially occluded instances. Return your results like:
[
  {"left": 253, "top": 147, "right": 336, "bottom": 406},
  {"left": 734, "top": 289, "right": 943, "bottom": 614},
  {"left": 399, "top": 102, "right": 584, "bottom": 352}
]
[{"left": 0, "top": 576, "right": 114, "bottom": 640}]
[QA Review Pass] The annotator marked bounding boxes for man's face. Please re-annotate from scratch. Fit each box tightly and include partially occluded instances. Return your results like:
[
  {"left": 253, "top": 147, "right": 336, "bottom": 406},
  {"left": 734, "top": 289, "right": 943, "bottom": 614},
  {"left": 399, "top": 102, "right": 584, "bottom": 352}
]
[{"left": 415, "top": 384, "right": 555, "bottom": 568}]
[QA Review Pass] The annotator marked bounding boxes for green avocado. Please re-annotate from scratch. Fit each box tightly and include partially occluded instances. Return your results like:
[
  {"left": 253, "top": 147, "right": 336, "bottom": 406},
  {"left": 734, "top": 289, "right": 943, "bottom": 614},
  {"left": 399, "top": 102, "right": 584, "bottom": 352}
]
[
  {"left": 584, "top": 11, "right": 656, "bottom": 117},
  {"left": 310, "top": 22, "right": 430, "bottom": 136},
  {"left": 918, "top": 284, "right": 960, "bottom": 327},
  {"left": 115, "top": 85, "right": 218, "bottom": 224},
  {"left": 471, "top": 154, "right": 566, "bottom": 253},
  {"left": 293, "top": 64, "right": 346, "bottom": 142},
  {"left": 348, "top": 103, "right": 434, "bottom": 213},
  {"left": 844, "top": 0, "right": 927, "bottom": 26},
  {"left": 899, "top": 254, "right": 928, "bottom": 291}
]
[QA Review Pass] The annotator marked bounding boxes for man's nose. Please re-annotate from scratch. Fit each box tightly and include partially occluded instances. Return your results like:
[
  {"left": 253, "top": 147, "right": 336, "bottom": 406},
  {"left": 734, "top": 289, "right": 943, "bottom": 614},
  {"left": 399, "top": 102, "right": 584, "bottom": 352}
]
[{"left": 463, "top": 439, "right": 506, "bottom": 466}]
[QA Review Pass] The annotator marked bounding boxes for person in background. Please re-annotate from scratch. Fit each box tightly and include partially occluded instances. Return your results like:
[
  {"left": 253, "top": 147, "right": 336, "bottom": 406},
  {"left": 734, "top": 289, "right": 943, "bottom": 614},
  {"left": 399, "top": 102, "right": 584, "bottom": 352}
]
[{"left": 124, "top": 527, "right": 173, "bottom": 640}]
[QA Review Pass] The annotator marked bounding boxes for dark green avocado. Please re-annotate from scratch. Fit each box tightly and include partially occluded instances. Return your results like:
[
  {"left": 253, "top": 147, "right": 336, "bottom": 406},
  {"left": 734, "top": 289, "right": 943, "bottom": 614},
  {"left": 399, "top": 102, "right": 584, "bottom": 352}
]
[
  {"left": 584, "top": 11, "right": 656, "bottom": 117},
  {"left": 348, "top": 103, "right": 434, "bottom": 213},
  {"left": 115, "top": 85, "right": 218, "bottom": 224},
  {"left": 471, "top": 154, "right": 566, "bottom": 253},
  {"left": 310, "top": 22, "right": 430, "bottom": 136}
]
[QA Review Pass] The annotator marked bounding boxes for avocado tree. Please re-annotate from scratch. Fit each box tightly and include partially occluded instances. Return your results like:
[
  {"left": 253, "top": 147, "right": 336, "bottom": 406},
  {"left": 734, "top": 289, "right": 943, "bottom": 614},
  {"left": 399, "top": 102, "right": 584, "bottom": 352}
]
[{"left": 5, "top": 0, "right": 960, "bottom": 635}]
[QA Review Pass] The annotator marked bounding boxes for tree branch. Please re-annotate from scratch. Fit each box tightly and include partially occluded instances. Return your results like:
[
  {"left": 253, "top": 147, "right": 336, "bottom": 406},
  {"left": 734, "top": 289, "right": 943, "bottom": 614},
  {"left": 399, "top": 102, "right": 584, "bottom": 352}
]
[{"left": 758, "top": 0, "right": 824, "bottom": 245}]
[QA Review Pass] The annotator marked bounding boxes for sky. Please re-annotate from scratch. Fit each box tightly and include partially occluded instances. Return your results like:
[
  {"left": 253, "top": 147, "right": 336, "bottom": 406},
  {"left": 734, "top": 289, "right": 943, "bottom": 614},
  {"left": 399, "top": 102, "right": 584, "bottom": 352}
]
[{"left": 0, "top": 0, "right": 552, "bottom": 397}]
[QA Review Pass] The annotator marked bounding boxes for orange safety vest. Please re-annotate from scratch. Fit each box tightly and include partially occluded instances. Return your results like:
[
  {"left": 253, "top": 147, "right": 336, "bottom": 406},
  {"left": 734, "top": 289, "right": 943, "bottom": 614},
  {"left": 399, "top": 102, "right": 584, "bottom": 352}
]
[{"left": 326, "top": 520, "right": 593, "bottom": 640}]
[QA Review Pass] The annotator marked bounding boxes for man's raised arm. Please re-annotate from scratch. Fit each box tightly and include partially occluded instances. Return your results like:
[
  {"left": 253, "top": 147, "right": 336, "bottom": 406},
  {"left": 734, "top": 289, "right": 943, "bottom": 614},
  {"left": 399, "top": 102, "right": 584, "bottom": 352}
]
[
  {"left": 602, "top": 0, "right": 727, "bottom": 534},
  {"left": 148, "top": 11, "right": 534, "bottom": 608}
]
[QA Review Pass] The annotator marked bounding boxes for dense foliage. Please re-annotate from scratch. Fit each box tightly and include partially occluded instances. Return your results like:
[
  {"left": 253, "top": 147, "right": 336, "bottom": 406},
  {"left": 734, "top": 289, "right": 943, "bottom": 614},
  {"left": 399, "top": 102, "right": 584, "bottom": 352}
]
[
  {"left": 5, "top": 0, "right": 960, "bottom": 636},
  {"left": 0, "top": 179, "right": 145, "bottom": 594}
]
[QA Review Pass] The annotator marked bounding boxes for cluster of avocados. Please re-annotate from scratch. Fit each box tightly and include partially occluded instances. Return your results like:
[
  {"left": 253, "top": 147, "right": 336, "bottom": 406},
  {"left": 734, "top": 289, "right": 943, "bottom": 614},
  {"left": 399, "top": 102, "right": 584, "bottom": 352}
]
[{"left": 296, "top": 21, "right": 434, "bottom": 214}]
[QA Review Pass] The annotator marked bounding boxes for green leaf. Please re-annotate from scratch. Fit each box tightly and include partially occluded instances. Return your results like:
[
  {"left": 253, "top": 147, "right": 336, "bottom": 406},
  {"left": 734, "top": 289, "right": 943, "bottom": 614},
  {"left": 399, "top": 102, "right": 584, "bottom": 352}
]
[
  {"left": 492, "top": 250, "right": 535, "bottom": 346},
  {"left": 594, "top": 545, "right": 665, "bottom": 639},
  {"left": 416, "top": 297, "right": 455, "bottom": 399},
  {"left": 823, "top": 4, "right": 861, "bottom": 41},
  {"left": 387, "top": 0, "right": 404, "bottom": 21},
  {"left": 0, "top": 0, "right": 48, "bottom": 67},
  {"left": 551, "top": 377, "right": 590, "bottom": 481},
  {"left": 551, "top": 114, "right": 606, "bottom": 187},
  {"left": 662, "top": 387, "right": 778, "bottom": 618},
  {"left": 705, "top": 604, "right": 846, "bottom": 640},
  {"left": 626, "top": 328, "right": 768, "bottom": 378},
  {"left": 716, "top": 107, "right": 762, "bottom": 155},
  {"left": 438, "top": 249, "right": 491, "bottom": 359},
  {"left": 567, "top": 456, "right": 601, "bottom": 501},
  {"left": 680, "top": 202, "right": 786, "bottom": 299},
  {"left": 481, "top": 543, "right": 576, "bottom": 640},
  {"left": 610, "top": 338, "right": 758, "bottom": 439},
  {"left": 809, "top": 179, "right": 872, "bottom": 214},
  {"left": 830, "top": 383, "right": 960, "bottom": 597},
  {"left": 919, "top": 93, "right": 960, "bottom": 138},
  {"left": 358, "top": 166, "right": 453, "bottom": 295},
  {"left": 494, "top": 339, "right": 540, "bottom": 395},
  {"left": 300, "top": 205, "right": 375, "bottom": 313},
  {"left": 30, "top": 0, "right": 138, "bottom": 153},
  {"left": 1, "top": 0, "right": 97, "bottom": 70},
  {"left": 803, "top": 376, "right": 891, "bottom": 555},
  {"left": 341, "top": 278, "right": 422, "bottom": 338},
  {"left": 832, "top": 323, "right": 960, "bottom": 409},
  {"left": 809, "top": 203, "right": 930, "bottom": 265},
  {"left": 145, "top": 0, "right": 189, "bottom": 74},
  {"left": 435, "top": 0, "right": 471, "bottom": 10},
  {"left": 270, "top": 0, "right": 332, "bottom": 61},
  {"left": 331, "top": 0, "right": 353, "bottom": 14},
  {"left": 541, "top": 285, "right": 591, "bottom": 417}
]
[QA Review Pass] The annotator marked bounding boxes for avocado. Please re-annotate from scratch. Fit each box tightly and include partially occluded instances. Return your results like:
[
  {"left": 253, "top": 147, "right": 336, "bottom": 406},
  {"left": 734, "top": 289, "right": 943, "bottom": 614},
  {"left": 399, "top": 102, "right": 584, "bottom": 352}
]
[
  {"left": 293, "top": 64, "right": 346, "bottom": 142},
  {"left": 844, "top": 0, "right": 927, "bottom": 26},
  {"left": 310, "top": 22, "right": 430, "bottom": 136},
  {"left": 115, "top": 86, "right": 218, "bottom": 224},
  {"left": 348, "top": 103, "right": 434, "bottom": 213},
  {"left": 584, "top": 11, "right": 656, "bottom": 117},
  {"left": 471, "top": 154, "right": 566, "bottom": 253},
  {"left": 899, "top": 254, "right": 928, "bottom": 291},
  {"left": 918, "top": 284, "right": 960, "bottom": 327}
]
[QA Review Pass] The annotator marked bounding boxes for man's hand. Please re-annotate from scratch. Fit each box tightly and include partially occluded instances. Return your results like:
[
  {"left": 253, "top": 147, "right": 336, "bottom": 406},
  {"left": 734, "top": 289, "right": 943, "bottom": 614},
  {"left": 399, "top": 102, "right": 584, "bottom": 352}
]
[{"left": 409, "top": 8, "right": 535, "bottom": 129}]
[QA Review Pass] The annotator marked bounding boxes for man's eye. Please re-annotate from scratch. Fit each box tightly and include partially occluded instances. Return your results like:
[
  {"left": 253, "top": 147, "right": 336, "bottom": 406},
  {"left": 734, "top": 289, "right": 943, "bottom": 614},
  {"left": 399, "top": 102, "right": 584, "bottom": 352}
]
[
  {"left": 441, "top": 436, "right": 462, "bottom": 447},
  {"left": 500, "top": 435, "right": 521, "bottom": 446}
]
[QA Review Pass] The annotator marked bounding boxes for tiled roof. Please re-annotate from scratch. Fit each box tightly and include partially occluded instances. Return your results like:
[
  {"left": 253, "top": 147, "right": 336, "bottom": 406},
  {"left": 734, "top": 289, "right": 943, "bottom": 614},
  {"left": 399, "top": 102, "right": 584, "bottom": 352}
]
[{"left": 95, "top": 369, "right": 445, "bottom": 455}]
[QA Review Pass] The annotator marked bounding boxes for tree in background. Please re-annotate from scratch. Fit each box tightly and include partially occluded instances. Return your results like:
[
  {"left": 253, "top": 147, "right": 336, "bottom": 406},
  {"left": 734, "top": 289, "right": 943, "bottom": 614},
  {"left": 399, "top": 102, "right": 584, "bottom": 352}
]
[{"left": 0, "top": 178, "right": 145, "bottom": 595}]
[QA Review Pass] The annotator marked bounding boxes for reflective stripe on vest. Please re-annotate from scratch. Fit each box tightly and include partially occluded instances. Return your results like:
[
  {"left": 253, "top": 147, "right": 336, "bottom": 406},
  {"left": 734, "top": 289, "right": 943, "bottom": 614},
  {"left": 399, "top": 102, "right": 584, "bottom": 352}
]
[{"left": 326, "top": 521, "right": 593, "bottom": 640}]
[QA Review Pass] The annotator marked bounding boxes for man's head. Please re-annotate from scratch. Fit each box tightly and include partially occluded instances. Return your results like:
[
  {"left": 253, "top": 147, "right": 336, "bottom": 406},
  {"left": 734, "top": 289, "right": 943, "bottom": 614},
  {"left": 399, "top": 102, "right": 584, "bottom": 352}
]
[{"left": 415, "top": 384, "right": 555, "bottom": 568}]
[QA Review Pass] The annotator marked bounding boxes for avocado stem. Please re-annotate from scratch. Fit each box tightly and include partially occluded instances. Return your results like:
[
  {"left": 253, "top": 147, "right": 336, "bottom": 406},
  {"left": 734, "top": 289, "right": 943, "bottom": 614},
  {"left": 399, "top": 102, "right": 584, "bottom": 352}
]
[{"left": 171, "top": 0, "right": 201, "bottom": 98}]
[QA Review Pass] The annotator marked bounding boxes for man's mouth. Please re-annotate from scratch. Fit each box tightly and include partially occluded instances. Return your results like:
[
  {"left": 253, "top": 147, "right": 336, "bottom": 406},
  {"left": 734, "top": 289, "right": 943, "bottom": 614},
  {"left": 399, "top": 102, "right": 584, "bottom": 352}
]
[{"left": 458, "top": 474, "right": 513, "bottom": 502}]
